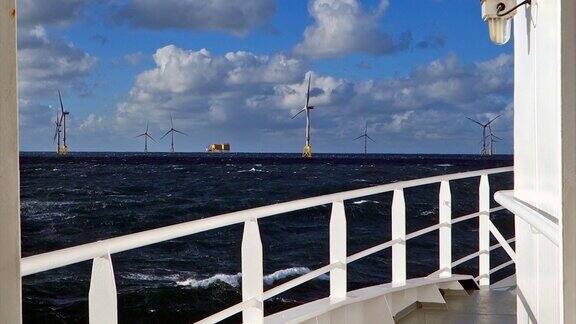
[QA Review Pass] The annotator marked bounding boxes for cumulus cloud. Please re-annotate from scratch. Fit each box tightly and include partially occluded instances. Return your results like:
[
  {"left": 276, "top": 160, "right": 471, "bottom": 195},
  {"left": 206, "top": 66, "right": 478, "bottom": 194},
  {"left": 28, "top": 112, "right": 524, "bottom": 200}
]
[
  {"left": 116, "top": 45, "right": 307, "bottom": 130},
  {"left": 18, "top": 26, "right": 98, "bottom": 98},
  {"left": 113, "top": 44, "right": 512, "bottom": 152},
  {"left": 116, "top": 0, "right": 276, "bottom": 34},
  {"left": 295, "top": 0, "right": 411, "bottom": 58},
  {"left": 18, "top": 0, "right": 89, "bottom": 26}
]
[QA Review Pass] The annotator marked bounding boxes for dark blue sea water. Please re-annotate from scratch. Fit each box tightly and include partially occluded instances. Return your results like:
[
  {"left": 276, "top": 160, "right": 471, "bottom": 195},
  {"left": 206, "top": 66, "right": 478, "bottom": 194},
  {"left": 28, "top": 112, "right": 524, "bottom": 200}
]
[{"left": 20, "top": 153, "right": 514, "bottom": 323}]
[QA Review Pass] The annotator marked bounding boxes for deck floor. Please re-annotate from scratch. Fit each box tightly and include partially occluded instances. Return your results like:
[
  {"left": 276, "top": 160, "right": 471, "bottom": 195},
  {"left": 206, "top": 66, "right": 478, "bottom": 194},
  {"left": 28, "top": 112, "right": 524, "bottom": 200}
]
[{"left": 398, "top": 289, "right": 517, "bottom": 324}]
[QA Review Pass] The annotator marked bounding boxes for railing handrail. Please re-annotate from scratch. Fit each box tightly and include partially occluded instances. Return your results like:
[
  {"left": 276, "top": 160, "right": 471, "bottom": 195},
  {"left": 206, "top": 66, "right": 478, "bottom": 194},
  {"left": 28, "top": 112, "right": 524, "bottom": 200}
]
[
  {"left": 21, "top": 166, "right": 513, "bottom": 277},
  {"left": 494, "top": 190, "right": 559, "bottom": 245}
]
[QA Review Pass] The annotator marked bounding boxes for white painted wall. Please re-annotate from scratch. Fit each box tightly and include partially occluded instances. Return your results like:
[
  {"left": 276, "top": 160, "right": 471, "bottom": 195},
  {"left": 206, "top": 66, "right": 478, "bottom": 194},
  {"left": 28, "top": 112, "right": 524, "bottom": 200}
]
[
  {"left": 513, "top": 0, "right": 576, "bottom": 322},
  {"left": 0, "top": 0, "right": 21, "bottom": 323}
]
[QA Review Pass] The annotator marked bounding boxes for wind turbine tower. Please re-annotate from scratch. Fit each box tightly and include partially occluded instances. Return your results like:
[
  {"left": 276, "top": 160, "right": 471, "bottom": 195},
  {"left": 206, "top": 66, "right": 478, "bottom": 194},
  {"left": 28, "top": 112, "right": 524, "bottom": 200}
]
[
  {"left": 292, "top": 74, "right": 315, "bottom": 158},
  {"left": 135, "top": 121, "right": 156, "bottom": 152},
  {"left": 466, "top": 115, "right": 501, "bottom": 156},
  {"left": 53, "top": 109, "right": 62, "bottom": 153},
  {"left": 161, "top": 114, "right": 187, "bottom": 153},
  {"left": 485, "top": 125, "right": 502, "bottom": 155},
  {"left": 353, "top": 122, "right": 375, "bottom": 154},
  {"left": 57, "top": 90, "right": 70, "bottom": 155}
]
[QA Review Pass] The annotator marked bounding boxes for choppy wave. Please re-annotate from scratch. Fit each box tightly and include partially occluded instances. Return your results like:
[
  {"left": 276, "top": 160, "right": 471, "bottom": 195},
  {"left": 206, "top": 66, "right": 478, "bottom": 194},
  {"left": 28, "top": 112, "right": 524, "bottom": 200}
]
[
  {"left": 352, "top": 200, "right": 380, "bottom": 205},
  {"left": 176, "top": 273, "right": 241, "bottom": 288},
  {"left": 435, "top": 163, "right": 453, "bottom": 167},
  {"left": 237, "top": 167, "right": 267, "bottom": 173},
  {"left": 174, "top": 267, "right": 325, "bottom": 289}
]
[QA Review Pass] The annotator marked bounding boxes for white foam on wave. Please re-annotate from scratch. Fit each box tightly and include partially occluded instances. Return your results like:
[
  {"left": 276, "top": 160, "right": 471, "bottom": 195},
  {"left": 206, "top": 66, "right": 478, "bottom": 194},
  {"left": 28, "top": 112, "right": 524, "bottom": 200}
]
[
  {"left": 263, "top": 267, "right": 310, "bottom": 285},
  {"left": 175, "top": 266, "right": 327, "bottom": 289},
  {"left": 122, "top": 273, "right": 181, "bottom": 282},
  {"left": 176, "top": 273, "right": 241, "bottom": 288},
  {"left": 435, "top": 164, "right": 453, "bottom": 167},
  {"left": 237, "top": 167, "right": 267, "bottom": 173},
  {"left": 352, "top": 200, "right": 380, "bottom": 205}
]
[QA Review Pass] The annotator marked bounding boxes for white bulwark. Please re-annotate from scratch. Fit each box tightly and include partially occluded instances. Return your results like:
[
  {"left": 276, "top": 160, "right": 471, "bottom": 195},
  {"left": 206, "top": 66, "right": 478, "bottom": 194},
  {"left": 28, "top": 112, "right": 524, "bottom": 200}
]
[{"left": 512, "top": 0, "right": 576, "bottom": 322}]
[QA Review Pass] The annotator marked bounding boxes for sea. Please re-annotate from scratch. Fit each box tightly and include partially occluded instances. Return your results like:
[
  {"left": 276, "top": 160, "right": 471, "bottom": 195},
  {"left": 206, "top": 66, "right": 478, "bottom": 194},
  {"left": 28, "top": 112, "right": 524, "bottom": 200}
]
[{"left": 20, "top": 152, "right": 514, "bottom": 323}]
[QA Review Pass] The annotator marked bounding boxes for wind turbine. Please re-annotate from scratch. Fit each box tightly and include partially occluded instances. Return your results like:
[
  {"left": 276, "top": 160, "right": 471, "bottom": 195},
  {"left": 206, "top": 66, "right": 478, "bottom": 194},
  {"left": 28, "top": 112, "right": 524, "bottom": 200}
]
[
  {"left": 353, "top": 122, "right": 375, "bottom": 154},
  {"left": 466, "top": 115, "right": 501, "bottom": 155},
  {"left": 57, "top": 90, "right": 70, "bottom": 155},
  {"left": 292, "top": 74, "right": 315, "bottom": 158},
  {"left": 135, "top": 121, "right": 156, "bottom": 152},
  {"left": 160, "top": 114, "right": 187, "bottom": 153}
]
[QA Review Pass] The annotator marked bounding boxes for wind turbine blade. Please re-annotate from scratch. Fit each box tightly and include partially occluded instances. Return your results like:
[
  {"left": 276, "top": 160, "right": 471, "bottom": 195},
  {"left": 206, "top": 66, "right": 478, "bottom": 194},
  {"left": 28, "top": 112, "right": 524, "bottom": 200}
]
[
  {"left": 306, "top": 74, "right": 311, "bottom": 107},
  {"left": 366, "top": 135, "right": 376, "bottom": 142},
  {"left": 147, "top": 134, "right": 158, "bottom": 142},
  {"left": 146, "top": 121, "right": 149, "bottom": 133},
  {"left": 173, "top": 129, "right": 188, "bottom": 136},
  {"left": 466, "top": 117, "right": 484, "bottom": 127},
  {"left": 493, "top": 135, "right": 503, "bottom": 140},
  {"left": 486, "top": 114, "right": 502, "bottom": 126},
  {"left": 170, "top": 113, "right": 174, "bottom": 129},
  {"left": 135, "top": 133, "right": 146, "bottom": 138},
  {"left": 58, "top": 89, "right": 65, "bottom": 113},
  {"left": 353, "top": 135, "right": 364, "bottom": 141},
  {"left": 291, "top": 108, "right": 306, "bottom": 119},
  {"left": 160, "top": 129, "right": 172, "bottom": 140}
]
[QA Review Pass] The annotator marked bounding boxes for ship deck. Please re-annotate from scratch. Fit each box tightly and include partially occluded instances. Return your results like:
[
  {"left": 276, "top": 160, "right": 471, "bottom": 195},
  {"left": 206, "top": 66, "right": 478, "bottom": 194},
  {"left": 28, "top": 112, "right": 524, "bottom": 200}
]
[{"left": 399, "top": 276, "right": 517, "bottom": 324}]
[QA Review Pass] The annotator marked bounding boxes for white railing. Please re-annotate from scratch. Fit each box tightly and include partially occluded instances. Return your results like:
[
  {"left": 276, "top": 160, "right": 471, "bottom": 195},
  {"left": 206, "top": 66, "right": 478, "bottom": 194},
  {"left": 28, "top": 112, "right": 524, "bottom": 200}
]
[
  {"left": 21, "top": 166, "right": 515, "bottom": 324},
  {"left": 494, "top": 190, "right": 559, "bottom": 246}
]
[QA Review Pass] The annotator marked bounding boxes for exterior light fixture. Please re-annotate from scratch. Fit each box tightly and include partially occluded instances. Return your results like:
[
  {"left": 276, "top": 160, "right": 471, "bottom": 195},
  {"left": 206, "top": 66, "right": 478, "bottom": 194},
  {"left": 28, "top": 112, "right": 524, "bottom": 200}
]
[{"left": 481, "top": 0, "right": 532, "bottom": 45}]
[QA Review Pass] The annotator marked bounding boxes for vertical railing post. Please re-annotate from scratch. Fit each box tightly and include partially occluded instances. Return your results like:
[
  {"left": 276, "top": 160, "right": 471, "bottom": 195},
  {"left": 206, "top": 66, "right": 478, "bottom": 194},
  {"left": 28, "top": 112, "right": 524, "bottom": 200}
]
[
  {"left": 89, "top": 253, "right": 118, "bottom": 324},
  {"left": 439, "top": 180, "right": 452, "bottom": 277},
  {"left": 392, "top": 189, "right": 406, "bottom": 285},
  {"left": 330, "top": 200, "right": 347, "bottom": 300},
  {"left": 242, "top": 219, "right": 263, "bottom": 323},
  {"left": 0, "top": 0, "right": 22, "bottom": 322},
  {"left": 479, "top": 175, "right": 490, "bottom": 288}
]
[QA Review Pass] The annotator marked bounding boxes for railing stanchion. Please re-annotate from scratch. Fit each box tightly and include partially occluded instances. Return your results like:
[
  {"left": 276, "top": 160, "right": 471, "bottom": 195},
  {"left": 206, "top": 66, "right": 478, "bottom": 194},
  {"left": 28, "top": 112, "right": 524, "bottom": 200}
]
[
  {"left": 479, "top": 175, "right": 491, "bottom": 288},
  {"left": 392, "top": 189, "right": 406, "bottom": 285},
  {"left": 330, "top": 200, "right": 347, "bottom": 300},
  {"left": 242, "top": 219, "right": 264, "bottom": 323},
  {"left": 439, "top": 180, "right": 452, "bottom": 277},
  {"left": 89, "top": 253, "right": 118, "bottom": 324}
]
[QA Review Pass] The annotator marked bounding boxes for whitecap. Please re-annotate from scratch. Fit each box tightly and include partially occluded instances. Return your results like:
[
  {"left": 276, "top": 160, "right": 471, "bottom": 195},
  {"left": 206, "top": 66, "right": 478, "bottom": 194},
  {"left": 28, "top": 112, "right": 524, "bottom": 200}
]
[
  {"left": 352, "top": 200, "right": 380, "bottom": 205},
  {"left": 174, "top": 266, "right": 326, "bottom": 289},
  {"left": 176, "top": 273, "right": 241, "bottom": 288},
  {"left": 435, "top": 164, "right": 453, "bottom": 167},
  {"left": 237, "top": 168, "right": 266, "bottom": 173},
  {"left": 263, "top": 267, "right": 310, "bottom": 285}
]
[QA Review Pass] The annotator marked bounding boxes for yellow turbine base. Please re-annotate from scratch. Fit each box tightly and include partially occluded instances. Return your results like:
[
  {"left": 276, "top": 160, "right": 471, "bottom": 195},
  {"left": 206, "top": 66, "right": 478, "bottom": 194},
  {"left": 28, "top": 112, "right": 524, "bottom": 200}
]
[
  {"left": 57, "top": 145, "right": 69, "bottom": 156},
  {"left": 302, "top": 144, "right": 312, "bottom": 158}
]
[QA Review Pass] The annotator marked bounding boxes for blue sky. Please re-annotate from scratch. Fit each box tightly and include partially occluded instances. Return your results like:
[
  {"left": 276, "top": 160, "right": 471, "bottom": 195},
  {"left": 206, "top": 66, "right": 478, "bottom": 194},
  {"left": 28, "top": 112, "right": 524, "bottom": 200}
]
[{"left": 17, "top": 0, "right": 513, "bottom": 153}]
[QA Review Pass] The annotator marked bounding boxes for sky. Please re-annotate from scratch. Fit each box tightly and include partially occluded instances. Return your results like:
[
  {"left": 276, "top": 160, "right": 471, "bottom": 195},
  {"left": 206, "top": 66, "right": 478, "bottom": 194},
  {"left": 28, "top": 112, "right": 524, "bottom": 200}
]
[{"left": 17, "top": 0, "right": 514, "bottom": 154}]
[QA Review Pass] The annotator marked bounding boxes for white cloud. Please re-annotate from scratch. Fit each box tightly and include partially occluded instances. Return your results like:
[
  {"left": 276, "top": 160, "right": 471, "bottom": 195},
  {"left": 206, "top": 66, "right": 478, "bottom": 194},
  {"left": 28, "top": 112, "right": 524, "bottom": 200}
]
[
  {"left": 295, "top": 0, "right": 411, "bottom": 58},
  {"left": 116, "top": 45, "right": 307, "bottom": 130},
  {"left": 116, "top": 0, "right": 276, "bottom": 34},
  {"left": 18, "top": 26, "right": 98, "bottom": 98}
]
